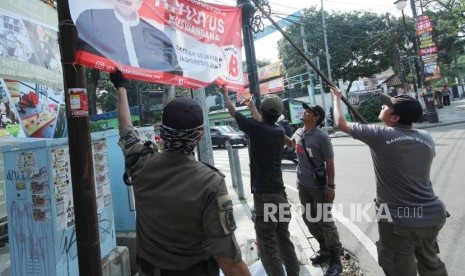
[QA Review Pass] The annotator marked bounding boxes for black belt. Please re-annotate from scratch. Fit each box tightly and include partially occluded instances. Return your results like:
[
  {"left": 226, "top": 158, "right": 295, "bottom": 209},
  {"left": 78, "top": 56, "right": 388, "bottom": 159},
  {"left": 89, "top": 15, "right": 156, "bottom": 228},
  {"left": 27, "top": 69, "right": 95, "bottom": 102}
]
[{"left": 138, "top": 257, "right": 219, "bottom": 276}]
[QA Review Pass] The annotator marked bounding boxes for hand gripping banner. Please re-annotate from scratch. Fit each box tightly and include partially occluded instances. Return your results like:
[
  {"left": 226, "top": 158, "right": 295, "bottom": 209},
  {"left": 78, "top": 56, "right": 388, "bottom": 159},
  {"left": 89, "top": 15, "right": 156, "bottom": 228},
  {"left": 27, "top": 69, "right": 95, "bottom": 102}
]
[{"left": 69, "top": 0, "right": 244, "bottom": 91}]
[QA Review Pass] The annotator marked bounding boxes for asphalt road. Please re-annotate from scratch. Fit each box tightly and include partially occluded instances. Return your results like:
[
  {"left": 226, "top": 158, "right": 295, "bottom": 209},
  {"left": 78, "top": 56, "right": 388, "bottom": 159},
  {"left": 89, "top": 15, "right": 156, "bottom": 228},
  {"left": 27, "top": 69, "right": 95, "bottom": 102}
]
[{"left": 229, "top": 123, "right": 464, "bottom": 276}]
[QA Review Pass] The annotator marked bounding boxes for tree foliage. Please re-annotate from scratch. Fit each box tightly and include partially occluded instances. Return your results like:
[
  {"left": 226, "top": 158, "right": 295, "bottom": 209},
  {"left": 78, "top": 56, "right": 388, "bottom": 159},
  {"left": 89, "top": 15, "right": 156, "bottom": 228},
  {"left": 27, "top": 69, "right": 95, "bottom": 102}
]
[{"left": 277, "top": 8, "right": 393, "bottom": 92}]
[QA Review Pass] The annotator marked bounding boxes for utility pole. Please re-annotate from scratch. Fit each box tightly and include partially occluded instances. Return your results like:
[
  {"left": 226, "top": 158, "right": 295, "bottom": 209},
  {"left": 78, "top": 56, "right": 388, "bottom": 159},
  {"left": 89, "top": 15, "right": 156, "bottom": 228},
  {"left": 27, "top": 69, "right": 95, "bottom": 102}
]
[
  {"left": 410, "top": 0, "right": 424, "bottom": 89},
  {"left": 301, "top": 25, "right": 316, "bottom": 104},
  {"left": 316, "top": 56, "right": 329, "bottom": 129},
  {"left": 192, "top": 88, "right": 215, "bottom": 166},
  {"left": 56, "top": 1, "right": 102, "bottom": 275},
  {"left": 321, "top": 0, "right": 332, "bottom": 83},
  {"left": 238, "top": 0, "right": 261, "bottom": 111},
  {"left": 386, "top": 13, "right": 408, "bottom": 94}
]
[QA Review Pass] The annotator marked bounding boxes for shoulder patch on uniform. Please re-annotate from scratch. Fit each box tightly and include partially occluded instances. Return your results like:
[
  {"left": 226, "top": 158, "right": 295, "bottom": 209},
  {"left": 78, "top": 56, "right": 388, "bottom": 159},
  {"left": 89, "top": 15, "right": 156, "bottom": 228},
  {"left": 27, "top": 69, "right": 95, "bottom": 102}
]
[
  {"left": 217, "top": 195, "right": 237, "bottom": 233},
  {"left": 202, "top": 162, "right": 225, "bottom": 177}
]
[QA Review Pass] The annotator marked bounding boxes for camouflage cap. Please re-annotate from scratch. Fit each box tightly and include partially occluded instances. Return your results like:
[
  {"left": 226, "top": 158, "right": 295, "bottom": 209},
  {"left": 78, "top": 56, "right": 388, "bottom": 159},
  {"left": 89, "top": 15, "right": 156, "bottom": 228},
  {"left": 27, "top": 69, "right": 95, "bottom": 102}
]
[{"left": 261, "top": 95, "right": 284, "bottom": 116}]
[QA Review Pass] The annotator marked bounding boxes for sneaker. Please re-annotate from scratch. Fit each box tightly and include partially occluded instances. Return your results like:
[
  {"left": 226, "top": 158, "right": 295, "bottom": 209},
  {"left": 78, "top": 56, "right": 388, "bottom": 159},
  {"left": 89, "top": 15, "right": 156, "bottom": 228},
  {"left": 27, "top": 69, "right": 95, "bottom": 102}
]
[
  {"left": 324, "top": 262, "right": 342, "bottom": 276},
  {"left": 310, "top": 250, "right": 330, "bottom": 265}
]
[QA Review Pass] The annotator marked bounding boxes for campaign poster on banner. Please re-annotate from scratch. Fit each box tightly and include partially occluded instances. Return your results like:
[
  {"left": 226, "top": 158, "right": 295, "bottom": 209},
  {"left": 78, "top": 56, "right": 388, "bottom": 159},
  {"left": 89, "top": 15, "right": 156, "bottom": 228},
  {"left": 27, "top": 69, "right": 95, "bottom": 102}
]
[{"left": 69, "top": 0, "right": 244, "bottom": 91}]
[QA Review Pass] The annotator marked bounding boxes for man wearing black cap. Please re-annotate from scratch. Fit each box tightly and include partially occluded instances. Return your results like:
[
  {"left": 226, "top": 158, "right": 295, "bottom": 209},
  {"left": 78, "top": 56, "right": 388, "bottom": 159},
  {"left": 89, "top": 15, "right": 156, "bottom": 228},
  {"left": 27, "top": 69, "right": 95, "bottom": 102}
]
[
  {"left": 221, "top": 87, "right": 300, "bottom": 276},
  {"left": 331, "top": 86, "right": 448, "bottom": 276},
  {"left": 284, "top": 103, "right": 343, "bottom": 276},
  {"left": 111, "top": 69, "right": 250, "bottom": 276}
]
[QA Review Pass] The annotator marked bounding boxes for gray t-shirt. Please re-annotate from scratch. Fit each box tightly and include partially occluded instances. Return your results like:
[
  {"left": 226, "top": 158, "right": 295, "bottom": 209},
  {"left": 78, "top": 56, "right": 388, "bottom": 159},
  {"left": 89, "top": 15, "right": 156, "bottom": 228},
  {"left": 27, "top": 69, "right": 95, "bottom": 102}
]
[
  {"left": 351, "top": 123, "right": 447, "bottom": 226},
  {"left": 292, "top": 128, "right": 333, "bottom": 188}
]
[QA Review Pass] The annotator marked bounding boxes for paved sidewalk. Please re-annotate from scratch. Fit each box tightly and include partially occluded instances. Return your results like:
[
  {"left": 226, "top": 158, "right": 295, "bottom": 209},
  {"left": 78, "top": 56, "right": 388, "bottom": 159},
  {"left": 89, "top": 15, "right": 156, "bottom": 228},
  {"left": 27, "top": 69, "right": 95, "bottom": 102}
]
[{"left": 226, "top": 174, "right": 325, "bottom": 276}]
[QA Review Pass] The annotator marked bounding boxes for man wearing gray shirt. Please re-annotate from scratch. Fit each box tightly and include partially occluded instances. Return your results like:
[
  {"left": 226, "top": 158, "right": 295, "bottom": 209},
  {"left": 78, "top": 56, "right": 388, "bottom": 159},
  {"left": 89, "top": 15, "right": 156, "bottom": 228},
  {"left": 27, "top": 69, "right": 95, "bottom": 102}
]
[
  {"left": 285, "top": 103, "right": 342, "bottom": 276},
  {"left": 331, "top": 86, "right": 448, "bottom": 276}
]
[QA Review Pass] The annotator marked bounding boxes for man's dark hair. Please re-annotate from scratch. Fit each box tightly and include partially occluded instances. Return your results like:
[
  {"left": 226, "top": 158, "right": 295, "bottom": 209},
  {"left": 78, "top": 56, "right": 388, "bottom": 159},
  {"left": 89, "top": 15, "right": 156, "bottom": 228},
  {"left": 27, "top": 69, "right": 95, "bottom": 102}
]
[{"left": 261, "top": 108, "right": 280, "bottom": 123}]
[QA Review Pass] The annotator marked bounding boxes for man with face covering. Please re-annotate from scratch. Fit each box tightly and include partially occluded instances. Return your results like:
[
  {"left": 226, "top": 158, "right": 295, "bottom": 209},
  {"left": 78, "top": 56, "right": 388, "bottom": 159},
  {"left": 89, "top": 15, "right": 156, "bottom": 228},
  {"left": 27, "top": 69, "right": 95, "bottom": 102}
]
[
  {"left": 75, "top": 0, "right": 182, "bottom": 74},
  {"left": 111, "top": 69, "right": 249, "bottom": 276}
]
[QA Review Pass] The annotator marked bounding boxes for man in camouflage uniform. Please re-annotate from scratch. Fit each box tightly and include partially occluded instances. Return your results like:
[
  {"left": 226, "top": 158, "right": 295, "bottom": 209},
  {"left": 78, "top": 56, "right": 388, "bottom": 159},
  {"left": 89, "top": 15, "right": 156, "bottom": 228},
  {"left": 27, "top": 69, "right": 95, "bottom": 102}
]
[{"left": 111, "top": 69, "right": 250, "bottom": 276}]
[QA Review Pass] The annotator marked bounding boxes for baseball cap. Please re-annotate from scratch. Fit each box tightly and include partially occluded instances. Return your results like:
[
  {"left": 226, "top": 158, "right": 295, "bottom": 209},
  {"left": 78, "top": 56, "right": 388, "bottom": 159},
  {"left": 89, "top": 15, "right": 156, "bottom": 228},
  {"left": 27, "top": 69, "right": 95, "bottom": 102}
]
[
  {"left": 379, "top": 93, "right": 423, "bottom": 124},
  {"left": 302, "top": 103, "right": 326, "bottom": 124},
  {"left": 162, "top": 97, "right": 204, "bottom": 129},
  {"left": 261, "top": 95, "right": 284, "bottom": 116}
]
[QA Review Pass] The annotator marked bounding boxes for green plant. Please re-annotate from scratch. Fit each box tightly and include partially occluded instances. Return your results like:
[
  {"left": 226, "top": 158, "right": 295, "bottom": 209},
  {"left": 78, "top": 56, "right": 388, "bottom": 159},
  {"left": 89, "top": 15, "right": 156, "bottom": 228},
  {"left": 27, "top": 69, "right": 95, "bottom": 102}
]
[
  {"left": 356, "top": 97, "right": 381, "bottom": 123},
  {"left": 90, "top": 120, "right": 108, "bottom": 132}
]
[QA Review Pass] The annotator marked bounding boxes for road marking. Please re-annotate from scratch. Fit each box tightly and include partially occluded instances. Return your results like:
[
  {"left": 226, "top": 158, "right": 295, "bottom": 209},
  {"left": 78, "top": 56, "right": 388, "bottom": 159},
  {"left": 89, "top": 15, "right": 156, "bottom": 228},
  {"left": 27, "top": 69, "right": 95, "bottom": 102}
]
[{"left": 284, "top": 184, "right": 378, "bottom": 262}]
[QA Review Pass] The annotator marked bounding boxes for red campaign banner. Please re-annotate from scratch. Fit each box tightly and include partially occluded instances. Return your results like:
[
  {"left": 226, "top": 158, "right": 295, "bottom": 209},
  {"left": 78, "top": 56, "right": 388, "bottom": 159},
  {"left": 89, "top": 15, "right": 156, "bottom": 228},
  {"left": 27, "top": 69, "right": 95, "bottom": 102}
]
[{"left": 69, "top": 0, "right": 244, "bottom": 91}]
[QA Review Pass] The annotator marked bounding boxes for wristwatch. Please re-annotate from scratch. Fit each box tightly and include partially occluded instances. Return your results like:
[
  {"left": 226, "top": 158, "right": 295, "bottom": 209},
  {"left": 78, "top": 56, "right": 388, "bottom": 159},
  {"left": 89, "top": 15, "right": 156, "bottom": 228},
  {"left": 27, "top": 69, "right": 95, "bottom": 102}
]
[{"left": 327, "top": 184, "right": 336, "bottom": 190}]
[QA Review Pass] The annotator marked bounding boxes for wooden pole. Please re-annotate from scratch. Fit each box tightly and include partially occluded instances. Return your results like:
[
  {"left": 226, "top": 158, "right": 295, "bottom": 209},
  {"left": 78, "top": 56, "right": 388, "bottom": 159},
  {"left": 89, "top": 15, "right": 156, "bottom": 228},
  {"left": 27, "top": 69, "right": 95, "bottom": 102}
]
[{"left": 56, "top": 1, "right": 102, "bottom": 275}]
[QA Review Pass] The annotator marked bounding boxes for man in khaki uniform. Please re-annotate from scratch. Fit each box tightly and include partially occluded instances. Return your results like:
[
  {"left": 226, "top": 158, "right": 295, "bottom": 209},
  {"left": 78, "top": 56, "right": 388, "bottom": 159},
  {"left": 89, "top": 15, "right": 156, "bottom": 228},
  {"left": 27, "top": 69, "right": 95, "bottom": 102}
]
[{"left": 111, "top": 69, "right": 250, "bottom": 276}]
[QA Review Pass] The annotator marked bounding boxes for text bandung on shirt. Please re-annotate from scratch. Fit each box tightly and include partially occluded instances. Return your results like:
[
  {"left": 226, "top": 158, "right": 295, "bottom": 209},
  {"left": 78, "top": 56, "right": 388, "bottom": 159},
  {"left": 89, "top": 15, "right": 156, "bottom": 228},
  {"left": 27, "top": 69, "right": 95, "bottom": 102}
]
[{"left": 385, "top": 135, "right": 433, "bottom": 149}]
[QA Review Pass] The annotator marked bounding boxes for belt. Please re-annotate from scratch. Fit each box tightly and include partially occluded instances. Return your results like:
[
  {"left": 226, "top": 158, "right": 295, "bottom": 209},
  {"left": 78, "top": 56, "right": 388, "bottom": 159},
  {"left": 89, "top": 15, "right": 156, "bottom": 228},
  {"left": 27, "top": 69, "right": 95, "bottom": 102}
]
[{"left": 138, "top": 257, "right": 219, "bottom": 276}]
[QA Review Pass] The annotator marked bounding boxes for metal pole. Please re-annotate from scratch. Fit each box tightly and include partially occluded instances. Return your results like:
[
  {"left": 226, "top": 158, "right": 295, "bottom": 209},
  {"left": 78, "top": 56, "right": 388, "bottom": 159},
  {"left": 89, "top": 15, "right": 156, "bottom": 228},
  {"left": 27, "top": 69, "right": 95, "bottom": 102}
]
[
  {"left": 250, "top": 0, "right": 367, "bottom": 123},
  {"left": 386, "top": 13, "right": 407, "bottom": 94},
  {"left": 232, "top": 149, "right": 245, "bottom": 200},
  {"left": 400, "top": 9, "right": 418, "bottom": 96},
  {"left": 56, "top": 1, "right": 102, "bottom": 275},
  {"left": 410, "top": 0, "right": 425, "bottom": 88},
  {"left": 227, "top": 145, "right": 237, "bottom": 187},
  {"left": 301, "top": 25, "right": 316, "bottom": 104},
  {"left": 316, "top": 57, "right": 328, "bottom": 129},
  {"left": 321, "top": 0, "right": 332, "bottom": 82},
  {"left": 238, "top": 0, "right": 261, "bottom": 110},
  {"left": 192, "top": 88, "right": 215, "bottom": 166}
]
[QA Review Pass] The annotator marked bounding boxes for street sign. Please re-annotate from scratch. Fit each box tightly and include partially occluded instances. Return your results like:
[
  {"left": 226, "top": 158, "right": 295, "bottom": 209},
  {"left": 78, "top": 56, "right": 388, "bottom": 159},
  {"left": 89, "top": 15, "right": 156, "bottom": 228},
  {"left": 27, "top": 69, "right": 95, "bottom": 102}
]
[{"left": 253, "top": 10, "right": 302, "bottom": 41}]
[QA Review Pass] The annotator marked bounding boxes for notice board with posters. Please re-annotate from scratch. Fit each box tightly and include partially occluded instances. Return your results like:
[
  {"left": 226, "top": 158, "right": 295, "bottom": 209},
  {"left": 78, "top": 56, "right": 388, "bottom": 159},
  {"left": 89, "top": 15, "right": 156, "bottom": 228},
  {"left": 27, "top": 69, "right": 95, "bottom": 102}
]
[{"left": 0, "top": 1, "right": 67, "bottom": 139}]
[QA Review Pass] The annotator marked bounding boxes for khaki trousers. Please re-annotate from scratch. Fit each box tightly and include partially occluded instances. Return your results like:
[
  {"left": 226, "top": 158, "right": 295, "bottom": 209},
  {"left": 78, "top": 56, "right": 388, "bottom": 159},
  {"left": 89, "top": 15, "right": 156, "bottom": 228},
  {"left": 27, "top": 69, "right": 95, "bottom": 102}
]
[{"left": 377, "top": 221, "right": 448, "bottom": 276}]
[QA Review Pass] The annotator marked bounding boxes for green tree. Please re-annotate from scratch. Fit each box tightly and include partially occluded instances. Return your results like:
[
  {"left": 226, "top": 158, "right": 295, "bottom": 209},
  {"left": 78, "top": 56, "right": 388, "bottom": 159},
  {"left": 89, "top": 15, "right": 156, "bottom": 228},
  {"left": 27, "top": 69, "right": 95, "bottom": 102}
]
[{"left": 278, "top": 8, "right": 396, "bottom": 92}]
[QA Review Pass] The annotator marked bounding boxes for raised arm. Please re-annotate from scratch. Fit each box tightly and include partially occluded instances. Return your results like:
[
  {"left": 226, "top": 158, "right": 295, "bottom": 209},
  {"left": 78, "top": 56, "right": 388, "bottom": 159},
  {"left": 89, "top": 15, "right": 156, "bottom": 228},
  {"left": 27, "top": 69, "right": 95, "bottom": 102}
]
[
  {"left": 330, "top": 86, "right": 352, "bottom": 135},
  {"left": 110, "top": 69, "right": 131, "bottom": 131},
  {"left": 243, "top": 95, "right": 262, "bottom": 122},
  {"left": 220, "top": 86, "right": 237, "bottom": 117},
  {"left": 284, "top": 135, "right": 296, "bottom": 149}
]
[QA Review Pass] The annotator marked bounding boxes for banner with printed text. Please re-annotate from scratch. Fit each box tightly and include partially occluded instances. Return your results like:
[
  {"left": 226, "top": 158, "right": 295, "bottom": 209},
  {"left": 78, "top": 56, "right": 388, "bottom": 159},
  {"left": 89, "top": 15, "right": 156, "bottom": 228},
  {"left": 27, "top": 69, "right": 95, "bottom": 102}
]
[
  {"left": 69, "top": 0, "right": 244, "bottom": 91},
  {"left": 243, "top": 61, "right": 283, "bottom": 85},
  {"left": 416, "top": 15, "right": 441, "bottom": 82},
  {"left": 240, "top": 77, "right": 285, "bottom": 101}
]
